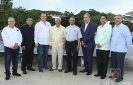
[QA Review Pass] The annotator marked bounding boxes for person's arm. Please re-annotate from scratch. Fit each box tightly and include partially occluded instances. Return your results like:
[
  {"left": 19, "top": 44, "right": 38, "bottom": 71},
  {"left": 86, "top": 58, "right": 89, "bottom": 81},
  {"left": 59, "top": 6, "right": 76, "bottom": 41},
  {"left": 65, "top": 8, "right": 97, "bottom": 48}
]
[
  {"left": 17, "top": 29, "right": 22, "bottom": 46},
  {"left": 123, "top": 26, "right": 132, "bottom": 46},
  {"left": 34, "top": 24, "right": 39, "bottom": 48},
  {"left": 84, "top": 24, "right": 96, "bottom": 45},
  {"left": 99, "top": 25, "right": 112, "bottom": 46},
  {"left": 1, "top": 28, "right": 14, "bottom": 47},
  {"left": 76, "top": 28, "right": 82, "bottom": 50},
  {"left": 80, "top": 25, "right": 83, "bottom": 41},
  {"left": 13, "top": 29, "right": 22, "bottom": 49},
  {"left": 20, "top": 27, "right": 25, "bottom": 47},
  {"left": 49, "top": 27, "right": 52, "bottom": 50},
  {"left": 94, "top": 27, "right": 99, "bottom": 44},
  {"left": 63, "top": 28, "right": 67, "bottom": 49},
  {"left": 95, "top": 27, "right": 101, "bottom": 48}
]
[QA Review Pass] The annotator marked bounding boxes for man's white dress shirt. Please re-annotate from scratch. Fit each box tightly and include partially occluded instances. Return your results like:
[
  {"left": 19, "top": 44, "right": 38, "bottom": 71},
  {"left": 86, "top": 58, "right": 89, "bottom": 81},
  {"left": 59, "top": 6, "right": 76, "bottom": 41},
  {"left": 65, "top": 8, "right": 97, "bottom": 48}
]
[
  {"left": 1, "top": 25, "right": 22, "bottom": 48},
  {"left": 34, "top": 21, "right": 51, "bottom": 45}
]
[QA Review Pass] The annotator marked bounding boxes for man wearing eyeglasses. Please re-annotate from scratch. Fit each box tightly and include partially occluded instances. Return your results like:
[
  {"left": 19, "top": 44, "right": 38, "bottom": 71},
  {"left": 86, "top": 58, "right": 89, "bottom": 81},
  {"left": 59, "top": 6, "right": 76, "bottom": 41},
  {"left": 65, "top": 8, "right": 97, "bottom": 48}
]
[{"left": 20, "top": 17, "right": 35, "bottom": 74}]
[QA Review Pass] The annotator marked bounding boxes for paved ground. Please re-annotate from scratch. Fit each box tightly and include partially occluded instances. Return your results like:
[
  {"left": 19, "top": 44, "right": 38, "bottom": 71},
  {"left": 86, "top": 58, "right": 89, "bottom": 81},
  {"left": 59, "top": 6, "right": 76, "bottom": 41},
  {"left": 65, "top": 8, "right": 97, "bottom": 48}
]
[{"left": 0, "top": 53, "right": 133, "bottom": 85}]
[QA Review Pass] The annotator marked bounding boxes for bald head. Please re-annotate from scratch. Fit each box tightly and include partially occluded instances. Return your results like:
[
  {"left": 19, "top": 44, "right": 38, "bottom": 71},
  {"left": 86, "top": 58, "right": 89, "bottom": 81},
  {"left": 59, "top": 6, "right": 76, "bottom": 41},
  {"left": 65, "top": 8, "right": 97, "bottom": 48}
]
[{"left": 8, "top": 17, "right": 15, "bottom": 28}]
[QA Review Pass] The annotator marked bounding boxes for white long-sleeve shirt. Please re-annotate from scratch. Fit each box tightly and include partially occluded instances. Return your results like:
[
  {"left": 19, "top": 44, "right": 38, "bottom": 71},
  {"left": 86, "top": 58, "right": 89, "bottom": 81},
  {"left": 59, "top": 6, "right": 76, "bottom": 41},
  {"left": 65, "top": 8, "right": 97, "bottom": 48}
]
[
  {"left": 95, "top": 23, "right": 112, "bottom": 50},
  {"left": 34, "top": 21, "right": 51, "bottom": 45},
  {"left": 1, "top": 26, "right": 22, "bottom": 48}
]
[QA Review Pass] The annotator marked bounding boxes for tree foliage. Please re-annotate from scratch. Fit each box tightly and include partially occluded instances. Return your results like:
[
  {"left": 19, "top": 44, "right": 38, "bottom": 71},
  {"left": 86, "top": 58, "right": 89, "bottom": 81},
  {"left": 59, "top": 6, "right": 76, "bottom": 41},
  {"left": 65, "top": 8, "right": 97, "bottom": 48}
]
[{"left": 0, "top": 6, "right": 132, "bottom": 31}]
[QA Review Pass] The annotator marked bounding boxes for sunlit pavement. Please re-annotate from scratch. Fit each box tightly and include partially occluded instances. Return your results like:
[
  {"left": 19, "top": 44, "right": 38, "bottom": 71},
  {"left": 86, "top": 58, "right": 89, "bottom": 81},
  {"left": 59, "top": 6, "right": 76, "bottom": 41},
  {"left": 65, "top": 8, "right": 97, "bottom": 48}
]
[{"left": 0, "top": 54, "right": 133, "bottom": 85}]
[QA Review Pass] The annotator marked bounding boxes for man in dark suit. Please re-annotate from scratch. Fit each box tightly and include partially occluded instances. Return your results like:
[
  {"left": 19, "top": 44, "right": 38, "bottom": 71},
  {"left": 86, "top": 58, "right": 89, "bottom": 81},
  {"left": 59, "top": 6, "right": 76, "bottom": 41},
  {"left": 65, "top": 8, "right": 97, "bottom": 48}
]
[
  {"left": 80, "top": 13, "right": 96, "bottom": 75},
  {"left": 20, "top": 17, "right": 35, "bottom": 74}
]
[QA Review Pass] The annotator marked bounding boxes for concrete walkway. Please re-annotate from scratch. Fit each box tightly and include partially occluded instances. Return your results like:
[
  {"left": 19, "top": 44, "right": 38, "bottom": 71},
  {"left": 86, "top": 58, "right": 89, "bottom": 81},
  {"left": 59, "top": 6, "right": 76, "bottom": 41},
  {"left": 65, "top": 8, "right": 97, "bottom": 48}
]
[{"left": 0, "top": 54, "right": 133, "bottom": 85}]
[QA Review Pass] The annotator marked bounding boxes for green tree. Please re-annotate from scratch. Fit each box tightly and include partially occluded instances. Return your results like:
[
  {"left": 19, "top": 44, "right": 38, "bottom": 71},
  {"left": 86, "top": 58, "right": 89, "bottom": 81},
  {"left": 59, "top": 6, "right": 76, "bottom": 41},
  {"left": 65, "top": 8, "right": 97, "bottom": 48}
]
[{"left": 0, "top": 0, "right": 13, "bottom": 10}]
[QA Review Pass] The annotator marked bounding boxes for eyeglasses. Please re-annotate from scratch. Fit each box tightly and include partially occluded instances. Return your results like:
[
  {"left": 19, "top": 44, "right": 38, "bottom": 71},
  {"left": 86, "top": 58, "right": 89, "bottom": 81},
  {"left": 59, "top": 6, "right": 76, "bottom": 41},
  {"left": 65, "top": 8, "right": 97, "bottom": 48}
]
[
  {"left": 28, "top": 20, "right": 33, "bottom": 21},
  {"left": 8, "top": 21, "right": 15, "bottom": 22}
]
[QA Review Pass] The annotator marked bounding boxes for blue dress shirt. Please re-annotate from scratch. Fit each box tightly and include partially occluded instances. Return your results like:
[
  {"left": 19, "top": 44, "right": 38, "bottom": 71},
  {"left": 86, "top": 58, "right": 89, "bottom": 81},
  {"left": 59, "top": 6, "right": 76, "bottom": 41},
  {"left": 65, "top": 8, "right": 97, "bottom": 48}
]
[{"left": 111, "top": 23, "right": 132, "bottom": 52}]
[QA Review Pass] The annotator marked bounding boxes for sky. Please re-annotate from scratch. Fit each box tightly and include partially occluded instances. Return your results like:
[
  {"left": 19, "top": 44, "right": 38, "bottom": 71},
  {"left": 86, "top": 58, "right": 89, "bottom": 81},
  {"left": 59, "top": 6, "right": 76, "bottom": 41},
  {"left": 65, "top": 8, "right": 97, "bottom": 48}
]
[{"left": 13, "top": 0, "right": 133, "bottom": 14}]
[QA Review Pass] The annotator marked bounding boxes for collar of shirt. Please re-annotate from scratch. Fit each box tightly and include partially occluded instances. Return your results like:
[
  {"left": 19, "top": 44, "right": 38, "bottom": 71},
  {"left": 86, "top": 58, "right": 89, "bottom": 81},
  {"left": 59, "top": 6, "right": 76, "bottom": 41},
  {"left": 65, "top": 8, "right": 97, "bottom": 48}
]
[
  {"left": 85, "top": 21, "right": 90, "bottom": 26},
  {"left": 40, "top": 21, "right": 48, "bottom": 25},
  {"left": 114, "top": 23, "right": 122, "bottom": 27},
  {"left": 26, "top": 24, "right": 32, "bottom": 27},
  {"left": 54, "top": 25, "right": 62, "bottom": 28},
  {"left": 100, "top": 23, "right": 108, "bottom": 28},
  {"left": 69, "top": 24, "right": 75, "bottom": 27},
  {"left": 8, "top": 25, "right": 16, "bottom": 29}
]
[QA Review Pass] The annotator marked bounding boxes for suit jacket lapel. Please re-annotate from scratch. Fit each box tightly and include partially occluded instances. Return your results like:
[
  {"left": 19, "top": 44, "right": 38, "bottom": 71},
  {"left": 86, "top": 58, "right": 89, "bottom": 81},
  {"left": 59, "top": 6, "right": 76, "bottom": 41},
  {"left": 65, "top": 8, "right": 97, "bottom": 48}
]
[
  {"left": 84, "top": 22, "right": 91, "bottom": 34},
  {"left": 82, "top": 24, "right": 85, "bottom": 33}
]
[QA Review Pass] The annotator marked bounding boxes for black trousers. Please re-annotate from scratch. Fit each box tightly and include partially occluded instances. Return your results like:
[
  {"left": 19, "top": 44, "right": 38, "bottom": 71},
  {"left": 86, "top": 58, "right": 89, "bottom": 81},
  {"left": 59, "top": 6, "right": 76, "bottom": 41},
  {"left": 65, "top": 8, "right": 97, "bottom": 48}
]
[
  {"left": 96, "top": 49, "right": 110, "bottom": 76},
  {"left": 21, "top": 47, "right": 34, "bottom": 71},
  {"left": 111, "top": 51, "right": 126, "bottom": 80},
  {"left": 65, "top": 41, "right": 78, "bottom": 71}
]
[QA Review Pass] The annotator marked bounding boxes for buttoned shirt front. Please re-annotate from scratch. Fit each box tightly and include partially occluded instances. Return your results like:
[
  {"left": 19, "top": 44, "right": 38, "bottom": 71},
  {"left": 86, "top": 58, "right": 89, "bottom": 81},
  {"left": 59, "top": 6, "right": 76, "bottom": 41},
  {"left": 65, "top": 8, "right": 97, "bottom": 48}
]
[
  {"left": 84, "top": 22, "right": 89, "bottom": 32},
  {"left": 95, "top": 23, "right": 112, "bottom": 50},
  {"left": 1, "top": 25, "right": 22, "bottom": 48},
  {"left": 49, "top": 25, "right": 65, "bottom": 46},
  {"left": 64, "top": 25, "right": 82, "bottom": 41},
  {"left": 111, "top": 23, "right": 132, "bottom": 52},
  {"left": 34, "top": 21, "right": 51, "bottom": 45}
]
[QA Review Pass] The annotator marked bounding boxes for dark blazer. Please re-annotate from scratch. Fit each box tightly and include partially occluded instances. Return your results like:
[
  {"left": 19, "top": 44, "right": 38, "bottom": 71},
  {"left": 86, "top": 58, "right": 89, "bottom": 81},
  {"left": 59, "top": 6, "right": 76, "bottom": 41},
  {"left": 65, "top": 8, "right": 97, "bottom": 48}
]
[
  {"left": 20, "top": 25, "right": 35, "bottom": 48},
  {"left": 80, "top": 22, "right": 96, "bottom": 48}
]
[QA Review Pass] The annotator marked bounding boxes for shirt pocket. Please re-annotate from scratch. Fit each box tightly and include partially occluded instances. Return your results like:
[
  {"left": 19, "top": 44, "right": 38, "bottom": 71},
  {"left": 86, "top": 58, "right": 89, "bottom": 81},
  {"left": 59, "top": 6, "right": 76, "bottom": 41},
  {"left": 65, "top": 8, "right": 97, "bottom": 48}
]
[
  {"left": 115, "top": 31, "right": 122, "bottom": 45},
  {"left": 73, "top": 30, "right": 77, "bottom": 36},
  {"left": 7, "top": 31, "right": 13, "bottom": 38}
]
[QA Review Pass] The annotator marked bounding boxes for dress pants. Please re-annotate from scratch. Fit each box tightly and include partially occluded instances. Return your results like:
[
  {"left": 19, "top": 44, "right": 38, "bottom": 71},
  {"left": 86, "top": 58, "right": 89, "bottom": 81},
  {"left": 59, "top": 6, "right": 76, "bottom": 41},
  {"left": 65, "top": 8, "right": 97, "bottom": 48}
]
[
  {"left": 111, "top": 51, "right": 126, "bottom": 80},
  {"left": 65, "top": 41, "right": 78, "bottom": 71},
  {"left": 96, "top": 49, "right": 110, "bottom": 77},
  {"left": 4, "top": 47, "right": 19, "bottom": 76},
  {"left": 21, "top": 47, "right": 34, "bottom": 71},
  {"left": 52, "top": 45, "right": 63, "bottom": 69},
  {"left": 82, "top": 45, "right": 95, "bottom": 73}
]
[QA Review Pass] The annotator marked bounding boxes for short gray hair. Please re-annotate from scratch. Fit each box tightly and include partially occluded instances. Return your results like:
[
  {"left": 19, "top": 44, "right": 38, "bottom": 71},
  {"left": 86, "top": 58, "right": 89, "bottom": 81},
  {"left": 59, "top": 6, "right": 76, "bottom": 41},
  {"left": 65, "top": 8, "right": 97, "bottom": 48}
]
[
  {"left": 69, "top": 16, "right": 75, "bottom": 20},
  {"left": 115, "top": 14, "right": 123, "bottom": 19},
  {"left": 8, "top": 17, "right": 15, "bottom": 21},
  {"left": 84, "top": 13, "right": 91, "bottom": 17},
  {"left": 55, "top": 17, "right": 61, "bottom": 22}
]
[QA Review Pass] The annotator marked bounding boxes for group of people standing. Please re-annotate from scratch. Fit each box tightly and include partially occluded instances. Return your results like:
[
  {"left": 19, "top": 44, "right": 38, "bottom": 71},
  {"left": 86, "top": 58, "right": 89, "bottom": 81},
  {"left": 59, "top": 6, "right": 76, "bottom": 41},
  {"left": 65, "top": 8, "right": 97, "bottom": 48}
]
[{"left": 1, "top": 13, "right": 132, "bottom": 82}]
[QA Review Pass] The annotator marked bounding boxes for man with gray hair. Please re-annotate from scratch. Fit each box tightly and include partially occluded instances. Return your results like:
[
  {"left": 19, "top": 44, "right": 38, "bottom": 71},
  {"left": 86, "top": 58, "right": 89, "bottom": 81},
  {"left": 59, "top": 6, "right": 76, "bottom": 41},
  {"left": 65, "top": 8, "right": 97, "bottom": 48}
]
[
  {"left": 80, "top": 13, "right": 96, "bottom": 75},
  {"left": 49, "top": 17, "right": 65, "bottom": 72},
  {"left": 109, "top": 14, "right": 132, "bottom": 82},
  {"left": 64, "top": 16, "right": 82, "bottom": 75},
  {"left": 1, "top": 17, "right": 22, "bottom": 80}
]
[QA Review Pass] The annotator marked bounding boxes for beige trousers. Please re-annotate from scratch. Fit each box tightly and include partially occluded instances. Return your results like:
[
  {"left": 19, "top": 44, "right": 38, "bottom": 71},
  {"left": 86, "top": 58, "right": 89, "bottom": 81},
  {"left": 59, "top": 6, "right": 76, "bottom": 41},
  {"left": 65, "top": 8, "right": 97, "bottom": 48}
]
[{"left": 52, "top": 45, "right": 63, "bottom": 69}]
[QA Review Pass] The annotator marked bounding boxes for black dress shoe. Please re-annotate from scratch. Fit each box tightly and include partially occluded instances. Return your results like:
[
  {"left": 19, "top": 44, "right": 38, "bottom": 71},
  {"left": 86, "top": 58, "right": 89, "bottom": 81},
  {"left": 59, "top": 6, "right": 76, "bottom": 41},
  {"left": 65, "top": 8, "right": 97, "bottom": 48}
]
[
  {"left": 73, "top": 71, "right": 77, "bottom": 75},
  {"left": 64, "top": 70, "right": 71, "bottom": 73},
  {"left": 5, "top": 76, "right": 10, "bottom": 80},
  {"left": 100, "top": 76, "right": 106, "bottom": 79},
  {"left": 12, "top": 73, "right": 21, "bottom": 76},
  {"left": 28, "top": 68, "right": 36, "bottom": 71},
  {"left": 86, "top": 71, "right": 92, "bottom": 75},
  {"left": 94, "top": 74, "right": 101, "bottom": 77},
  {"left": 80, "top": 69, "right": 88, "bottom": 72},
  {"left": 23, "top": 71, "right": 27, "bottom": 74},
  {"left": 115, "top": 79, "right": 123, "bottom": 82}
]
